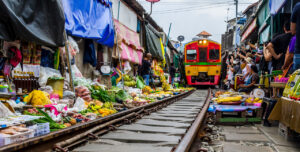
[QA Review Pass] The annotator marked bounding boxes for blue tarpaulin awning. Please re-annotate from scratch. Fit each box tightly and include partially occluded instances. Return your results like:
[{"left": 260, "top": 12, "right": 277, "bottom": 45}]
[{"left": 62, "top": 0, "right": 115, "bottom": 47}]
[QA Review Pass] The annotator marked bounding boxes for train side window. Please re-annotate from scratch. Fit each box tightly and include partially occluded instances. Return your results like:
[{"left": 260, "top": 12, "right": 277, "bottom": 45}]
[
  {"left": 186, "top": 49, "right": 197, "bottom": 60},
  {"left": 209, "top": 49, "right": 219, "bottom": 60}
]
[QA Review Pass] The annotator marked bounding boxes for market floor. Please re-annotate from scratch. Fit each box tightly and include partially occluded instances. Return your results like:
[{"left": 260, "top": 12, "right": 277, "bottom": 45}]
[{"left": 217, "top": 124, "right": 300, "bottom": 152}]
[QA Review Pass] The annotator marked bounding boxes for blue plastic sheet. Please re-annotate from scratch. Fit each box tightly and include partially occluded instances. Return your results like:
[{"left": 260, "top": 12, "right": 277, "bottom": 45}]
[{"left": 62, "top": 0, "right": 115, "bottom": 47}]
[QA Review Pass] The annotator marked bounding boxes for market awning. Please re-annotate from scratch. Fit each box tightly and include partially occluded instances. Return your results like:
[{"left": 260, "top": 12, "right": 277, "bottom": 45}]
[
  {"left": 0, "top": 0, "right": 65, "bottom": 47},
  {"left": 62, "top": 0, "right": 114, "bottom": 47},
  {"left": 241, "top": 18, "right": 257, "bottom": 42},
  {"left": 260, "top": 25, "right": 270, "bottom": 44},
  {"left": 269, "top": 0, "right": 287, "bottom": 16},
  {"left": 113, "top": 19, "right": 144, "bottom": 65},
  {"left": 145, "top": 24, "right": 164, "bottom": 60}
]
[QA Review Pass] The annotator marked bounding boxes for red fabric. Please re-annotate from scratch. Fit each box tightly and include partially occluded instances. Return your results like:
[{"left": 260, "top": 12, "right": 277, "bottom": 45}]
[{"left": 9, "top": 46, "right": 22, "bottom": 67}]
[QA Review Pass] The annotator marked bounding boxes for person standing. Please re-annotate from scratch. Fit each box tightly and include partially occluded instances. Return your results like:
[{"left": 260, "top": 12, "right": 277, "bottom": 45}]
[
  {"left": 169, "top": 63, "right": 176, "bottom": 85},
  {"left": 291, "top": 2, "right": 300, "bottom": 70},
  {"left": 141, "top": 53, "right": 152, "bottom": 86},
  {"left": 266, "top": 21, "right": 293, "bottom": 70}
]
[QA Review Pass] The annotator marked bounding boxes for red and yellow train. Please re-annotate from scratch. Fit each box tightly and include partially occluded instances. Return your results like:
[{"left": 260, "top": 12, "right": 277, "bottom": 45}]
[{"left": 184, "top": 39, "right": 221, "bottom": 86}]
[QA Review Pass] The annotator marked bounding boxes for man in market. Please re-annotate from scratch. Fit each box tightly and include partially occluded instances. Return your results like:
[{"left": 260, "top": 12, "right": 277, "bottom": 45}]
[
  {"left": 266, "top": 21, "right": 293, "bottom": 71},
  {"left": 291, "top": 2, "right": 300, "bottom": 70},
  {"left": 141, "top": 53, "right": 152, "bottom": 86},
  {"left": 169, "top": 63, "right": 176, "bottom": 86}
]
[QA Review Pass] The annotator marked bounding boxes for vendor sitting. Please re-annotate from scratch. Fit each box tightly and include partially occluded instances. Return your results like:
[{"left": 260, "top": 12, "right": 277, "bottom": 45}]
[{"left": 238, "top": 65, "right": 259, "bottom": 93}]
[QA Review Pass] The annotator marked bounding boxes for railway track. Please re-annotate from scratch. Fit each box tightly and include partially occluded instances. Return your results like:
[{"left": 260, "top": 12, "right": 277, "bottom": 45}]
[
  {"left": 0, "top": 89, "right": 211, "bottom": 152},
  {"left": 52, "top": 89, "right": 211, "bottom": 152}
]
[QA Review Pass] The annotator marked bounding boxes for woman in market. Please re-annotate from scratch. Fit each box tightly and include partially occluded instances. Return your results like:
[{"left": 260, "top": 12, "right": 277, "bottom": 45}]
[
  {"left": 238, "top": 65, "right": 259, "bottom": 93},
  {"left": 241, "top": 57, "right": 253, "bottom": 82}
]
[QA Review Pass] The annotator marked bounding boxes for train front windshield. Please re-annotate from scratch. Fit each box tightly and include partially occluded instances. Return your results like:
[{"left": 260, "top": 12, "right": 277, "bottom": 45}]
[{"left": 186, "top": 49, "right": 197, "bottom": 60}]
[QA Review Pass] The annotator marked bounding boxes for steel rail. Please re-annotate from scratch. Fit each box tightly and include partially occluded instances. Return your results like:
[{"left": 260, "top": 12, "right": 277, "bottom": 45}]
[
  {"left": 173, "top": 89, "right": 211, "bottom": 152},
  {"left": 0, "top": 90, "right": 193, "bottom": 152}
]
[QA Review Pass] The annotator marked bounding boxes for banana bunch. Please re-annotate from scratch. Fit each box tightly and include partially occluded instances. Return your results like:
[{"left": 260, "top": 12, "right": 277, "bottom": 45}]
[
  {"left": 245, "top": 97, "right": 262, "bottom": 104},
  {"left": 217, "top": 96, "right": 242, "bottom": 103}
]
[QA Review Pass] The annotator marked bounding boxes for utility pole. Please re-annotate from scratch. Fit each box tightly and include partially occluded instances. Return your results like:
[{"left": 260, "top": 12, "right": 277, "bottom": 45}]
[
  {"left": 234, "top": 0, "right": 238, "bottom": 54},
  {"left": 226, "top": 8, "right": 229, "bottom": 32}
]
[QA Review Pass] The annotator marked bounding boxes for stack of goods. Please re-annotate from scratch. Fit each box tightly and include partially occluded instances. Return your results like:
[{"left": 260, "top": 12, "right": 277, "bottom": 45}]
[
  {"left": 213, "top": 91, "right": 243, "bottom": 105},
  {"left": 75, "top": 86, "right": 92, "bottom": 102}
]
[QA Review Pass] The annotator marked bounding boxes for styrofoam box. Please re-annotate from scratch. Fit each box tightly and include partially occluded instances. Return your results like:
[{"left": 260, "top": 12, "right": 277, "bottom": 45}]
[{"left": 0, "top": 129, "right": 34, "bottom": 146}]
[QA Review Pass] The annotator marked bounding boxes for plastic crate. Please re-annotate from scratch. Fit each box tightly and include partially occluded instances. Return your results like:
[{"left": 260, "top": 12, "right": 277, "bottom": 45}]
[
  {"left": 28, "top": 122, "right": 50, "bottom": 137},
  {"left": 0, "top": 129, "right": 34, "bottom": 146}
]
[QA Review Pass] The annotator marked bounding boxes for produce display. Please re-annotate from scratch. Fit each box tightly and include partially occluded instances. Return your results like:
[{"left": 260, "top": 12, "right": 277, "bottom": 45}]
[
  {"left": 0, "top": 56, "right": 196, "bottom": 148},
  {"left": 212, "top": 91, "right": 263, "bottom": 106}
]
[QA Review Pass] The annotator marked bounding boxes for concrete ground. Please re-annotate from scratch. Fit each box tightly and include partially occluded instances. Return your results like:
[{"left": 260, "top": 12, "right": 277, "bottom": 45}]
[{"left": 218, "top": 124, "right": 300, "bottom": 152}]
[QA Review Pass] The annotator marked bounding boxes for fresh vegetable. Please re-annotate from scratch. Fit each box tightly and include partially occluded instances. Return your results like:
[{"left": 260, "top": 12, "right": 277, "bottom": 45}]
[
  {"left": 91, "top": 88, "right": 114, "bottom": 102},
  {"left": 116, "top": 90, "right": 131, "bottom": 101},
  {"left": 31, "top": 109, "right": 66, "bottom": 131}
]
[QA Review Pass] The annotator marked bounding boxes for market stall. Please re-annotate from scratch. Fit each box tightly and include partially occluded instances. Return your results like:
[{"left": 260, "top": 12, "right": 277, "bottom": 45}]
[{"left": 208, "top": 90, "right": 263, "bottom": 124}]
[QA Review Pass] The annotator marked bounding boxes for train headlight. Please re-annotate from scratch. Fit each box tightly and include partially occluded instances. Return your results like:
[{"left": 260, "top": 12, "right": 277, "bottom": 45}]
[
  {"left": 199, "top": 40, "right": 202, "bottom": 44},
  {"left": 203, "top": 40, "right": 207, "bottom": 44}
]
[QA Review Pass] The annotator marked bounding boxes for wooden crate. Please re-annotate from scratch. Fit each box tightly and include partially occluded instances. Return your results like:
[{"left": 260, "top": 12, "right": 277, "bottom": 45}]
[{"left": 215, "top": 108, "right": 262, "bottom": 125}]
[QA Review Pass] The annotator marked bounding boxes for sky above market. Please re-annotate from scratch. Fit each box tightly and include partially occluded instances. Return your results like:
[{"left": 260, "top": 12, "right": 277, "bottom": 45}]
[{"left": 138, "top": 0, "right": 258, "bottom": 43}]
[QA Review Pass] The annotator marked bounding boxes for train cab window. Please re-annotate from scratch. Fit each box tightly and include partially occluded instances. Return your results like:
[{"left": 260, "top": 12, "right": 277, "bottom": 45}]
[
  {"left": 199, "top": 47, "right": 207, "bottom": 62},
  {"left": 186, "top": 49, "right": 197, "bottom": 60},
  {"left": 209, "top": 49, "right": 219, "bottom": 60}
]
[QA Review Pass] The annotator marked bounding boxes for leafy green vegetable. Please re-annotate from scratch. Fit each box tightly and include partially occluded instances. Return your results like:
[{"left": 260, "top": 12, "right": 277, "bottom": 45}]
[
  {"left": 91, "top": 88, "right": 114, "bottom": 102},
  {"left": 116, "top": 90, "right": 131, "bottom": 101}
]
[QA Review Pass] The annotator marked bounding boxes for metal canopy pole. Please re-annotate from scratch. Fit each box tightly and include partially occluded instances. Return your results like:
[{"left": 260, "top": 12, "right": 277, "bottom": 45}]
[
  {"left": 110, "top": 0, "right": 124, "bottom": 89},
  {"left": 64, "top": 31, "right": 75, "bottom": 92}
]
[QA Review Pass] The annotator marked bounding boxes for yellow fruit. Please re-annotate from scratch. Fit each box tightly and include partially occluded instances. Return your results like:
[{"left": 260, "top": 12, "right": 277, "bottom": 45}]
[
  {"left": 70, "top": 118, "right": 77, "bottom": 125},
  {"left": 217, "top": 96, "right": 242, "bottom": 103}
]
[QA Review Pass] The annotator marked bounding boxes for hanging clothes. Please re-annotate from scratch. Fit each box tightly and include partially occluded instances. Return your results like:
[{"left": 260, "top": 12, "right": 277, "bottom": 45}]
[{"left": 83, "top": 39, "right": 97, "bottom": 67}]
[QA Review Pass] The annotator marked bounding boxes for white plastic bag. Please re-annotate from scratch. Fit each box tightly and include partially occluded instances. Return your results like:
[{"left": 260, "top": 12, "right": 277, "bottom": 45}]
[
  {"left": 68, "top": 36, "right": 79, "bottom": 54},
  {"left": 71, "top": 65, "right": 83, "bottom": 78},
  {"left": 124, "top": 61, "right": 132, "bottom": 74},
  {"left": 39, "top": 66, "right": 62, "bottom": 87},
  {"left": 0, "top": 102, "right": 15, "bottom": 117},
  {"left": 72, "top": 97, "right": 86, "bottom": 112}
]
